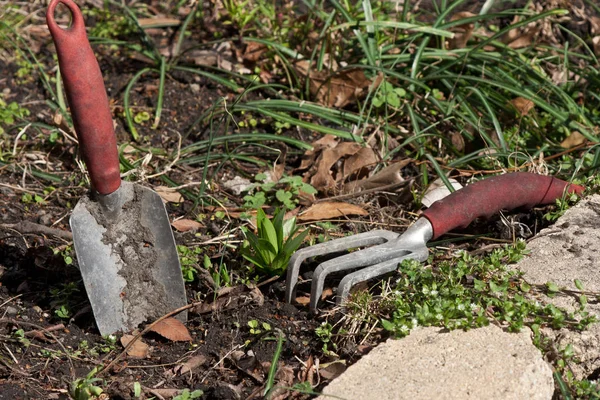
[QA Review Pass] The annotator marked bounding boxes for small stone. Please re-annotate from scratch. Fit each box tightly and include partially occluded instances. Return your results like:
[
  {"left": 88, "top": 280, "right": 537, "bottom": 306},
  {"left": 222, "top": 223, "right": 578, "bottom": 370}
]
[
  {"left": 38, "top": 213, "right": 53, "bottom": 226},
  {"left": 0, "top": 187, "right": 14, "bottom": 195},
  {"left": 190, "top": 83, "right": 200, "bottom": 94},
  {"left": 5, "top": 306, "right": 18, "bottom": 315}
]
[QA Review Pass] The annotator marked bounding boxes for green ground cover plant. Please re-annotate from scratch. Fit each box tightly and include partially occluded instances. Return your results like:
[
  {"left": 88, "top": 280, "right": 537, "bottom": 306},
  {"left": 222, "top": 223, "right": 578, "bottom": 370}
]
[{"left": 2, "top": 0, "right": 600, "bottom": 397}]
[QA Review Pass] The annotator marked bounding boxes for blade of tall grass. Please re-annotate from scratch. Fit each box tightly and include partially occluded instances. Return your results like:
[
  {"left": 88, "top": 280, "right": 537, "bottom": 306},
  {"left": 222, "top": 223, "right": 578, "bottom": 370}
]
[
  {"left": 467, "top": 87, "right": 507, "bottom": 152},
  {"left": 123, "top": 67, "right": 153, "bottom": 141},
  {"left": 425, "top": 154, "right": 456, "bottom": 193},
  {"left": 152, "top": 57, "right": 167, "bottom": 129}
]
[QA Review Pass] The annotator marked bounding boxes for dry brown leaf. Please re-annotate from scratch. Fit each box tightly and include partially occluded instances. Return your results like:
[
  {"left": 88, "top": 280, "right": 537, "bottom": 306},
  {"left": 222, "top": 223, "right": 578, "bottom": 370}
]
[
  {"left": 295, "top": 296, "right": 310, "bottom": 306},
  {"left": 155, "top": 186, "right": 183, "bottom": 203},
  {"left": 295, "top": 61, "right": 371, "bottom": 107},
  {"left": 450, "top": 131, "right": 465, "bottom": 152},
  {"left": 165, "top": 354, "right": 208, "bottom": 378},
  {"left": 298, "top": 202, "right": 368, "bottom": 222},
  {"left": 508, "top": 97, "right": 535, "bottom": 116},
  {"left": 243, "top": 41, "right": 268, "bottom": 62},
  {"left": 342, "top": 159, "right": 410, "bottom": 194},
  {"left": 137, "top": 18, "right": 181, "bottom": 28},
  {"left": 560, "top": 131, "right": 587, "bottom": 148},
  {"left": 321, "top": 287, "right": 334, "bottom": 300},
  {"left": 319, "top": 361, "right": 347, "bottom": 380},
  {"left": 298, "top": 135, "right": 338, "bottom": 171},
  {"left": 172, "top": 219, "right": 203, "bottom": 232},
  {"left": 447, "top": 12, "right": 476, "bottom": 49},
  {"left": 342, "top": 147, "right": 377, "bottom": 180},
  {"left": 149, "top": 317, "right": 192, "bottom": 342},
  {"left": 506, "top": 27, "right": 539, "bottom": 49},
  {"left": 120, "top": 334, "right": 150, "bottom": 359},
  {"left": 311, "top": 142, "right": 363, "bottom": 190}
]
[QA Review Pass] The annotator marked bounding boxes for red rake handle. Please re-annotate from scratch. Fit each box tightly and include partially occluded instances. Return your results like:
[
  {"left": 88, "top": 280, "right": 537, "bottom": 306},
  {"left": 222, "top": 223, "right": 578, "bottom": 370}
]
[
  {"left": 47, "top": 0, "right": 120, "bottom": 195},
  {"left": 422, "top": 173, "right": 584, "bottom": 240}
]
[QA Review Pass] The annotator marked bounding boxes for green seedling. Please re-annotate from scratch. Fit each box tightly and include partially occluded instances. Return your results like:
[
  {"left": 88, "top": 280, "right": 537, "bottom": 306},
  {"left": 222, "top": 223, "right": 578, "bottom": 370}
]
[
  {"left": 241, "top": 208, "right": 308, "bottom": 276},
  {"left": 544, "top": 192, "right": 581, "bottom": 222},
  {"left": 315, "top": 322, "right": 337, "bottom": 355},
  {"left": 0, "top": 97, "right": 30, "bottom": 134},
  {"left": 21, "top": 192, "right": 45, "bottom": 205},
  {"left": 54, "top": 245, "right": 74, "bottom": 266},
  {"left": 243, "top": 174, "right": 317, "bottom": 211},
  {"left": 70, "top": 367, "right": 104, "bottom": 400},
  {"left": 248, "top": 319, "right": 272, "bottom": 335},
  {"left": 203, "top": 254, "right": 232, "bottom": 290},
  {"left": 55, "top": 305, "right": 70, "bottom": 319},
  {"left": 372, "top": 81, "right": 407, "bottom": 109},
  {"left": 133, "top": 110, "right": 151, "bottom": 125},
  {"left": 177, "top": 245, "right": 203, "bottom": 282},
  {"left": 173, "top": 388, "right": 204, "bottom": 400},
  {"left": 12, "top": 329, "right": 30, "bottom": 348}
]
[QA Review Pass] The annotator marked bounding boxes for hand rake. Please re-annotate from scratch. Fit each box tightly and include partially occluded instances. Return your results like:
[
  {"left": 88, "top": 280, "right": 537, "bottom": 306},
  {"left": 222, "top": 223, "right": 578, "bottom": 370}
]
[{"left": 285, "top": 173, "right": 584, "bottom": 312}]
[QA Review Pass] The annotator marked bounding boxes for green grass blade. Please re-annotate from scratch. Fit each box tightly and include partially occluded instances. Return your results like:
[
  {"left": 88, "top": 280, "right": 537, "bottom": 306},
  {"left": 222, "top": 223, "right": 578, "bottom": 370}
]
[
  {"left": 152, "top": 57, "right": 167, "bottom": 129},
  {"left": 124, "top": 67, "right": 153, "bottom": 141}
]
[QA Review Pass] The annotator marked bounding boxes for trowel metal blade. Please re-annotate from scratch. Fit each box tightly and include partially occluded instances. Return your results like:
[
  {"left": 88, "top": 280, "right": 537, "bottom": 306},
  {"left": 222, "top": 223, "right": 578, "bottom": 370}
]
[{"left": 70, "top": 181, "right": 187, "bottom": 336}]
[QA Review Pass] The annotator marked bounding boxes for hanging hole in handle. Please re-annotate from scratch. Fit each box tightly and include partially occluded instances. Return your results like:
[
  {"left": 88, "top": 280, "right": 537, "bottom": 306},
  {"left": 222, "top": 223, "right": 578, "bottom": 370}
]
[{"left": 53, "top": 1, "right": 74, "bottom": 30}]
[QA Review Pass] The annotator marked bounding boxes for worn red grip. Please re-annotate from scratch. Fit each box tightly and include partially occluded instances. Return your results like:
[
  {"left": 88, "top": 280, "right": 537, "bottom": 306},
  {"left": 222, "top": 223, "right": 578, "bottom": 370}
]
[
  {"left": 422, "top": 173, "right": 584, "bottom": 240},
  {"left": 47, "top": 0, "right": 120, "bottom": 195}
]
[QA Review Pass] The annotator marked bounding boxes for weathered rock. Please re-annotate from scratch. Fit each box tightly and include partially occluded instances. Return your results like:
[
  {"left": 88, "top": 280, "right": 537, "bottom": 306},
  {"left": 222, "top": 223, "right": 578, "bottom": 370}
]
[
  {"left": 515, "top": 194, "right": 600, "bottom": 380},
  {"left": 516, "top": 195, "right": 600, "bottom": 304},
  {"left": 317, "top": 325, "right": 553, "bottom": 400}
]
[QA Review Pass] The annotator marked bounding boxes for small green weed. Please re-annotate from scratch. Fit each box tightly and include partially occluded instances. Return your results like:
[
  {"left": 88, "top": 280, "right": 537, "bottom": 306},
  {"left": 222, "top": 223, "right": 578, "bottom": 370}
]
[
  {"left": 0, "top": 97, "right": 30, "bottom": 135},
  {"left": 380, "top": 241, "right": 596, "bottom": 336},
  {"left": 49, "top": 282, "right": 79, "bottom": 320},
  {"left": 133, "top": 110, "right": 151, "bottom": 125},
  {"left": 21, "top": 192, "right": 45, "bottom": 205},
  {"left": 54, "top": 245, "right": 74, "bottom": 266},
  {"left": 173, "top": 388, "right": 204, "bottom": 400},
  {"left": 12, "top": 329, "right": 30, "bottom": 348},
  {"left": 177, "top": 245, "right": 202, "bottom": 282},
  {"left": 70, "top": 367, "right": 104, "bottom": 400},
  {"left": 82, "top": 6, "right": 136, "bottom": 39},
  {"left": 203, "top": 254, "right": 232, "bottom": 290},
  {"left": 544, "top": 192, "right": 581, "bottom": 222},
  {"left": 241, "top": 208, "right": 308, "bottom": 276},
  {"left": 248, "top": 319, "right": 272, "bottom": 335},
  {"left": 55, "top": 305, "right": 70, "bottom": 319},
  {"left": 243, "top": 173, "right": 317, "bottom": 210},
  {"left": 315, "top": 322, "right": 337, "bottom": 355}
]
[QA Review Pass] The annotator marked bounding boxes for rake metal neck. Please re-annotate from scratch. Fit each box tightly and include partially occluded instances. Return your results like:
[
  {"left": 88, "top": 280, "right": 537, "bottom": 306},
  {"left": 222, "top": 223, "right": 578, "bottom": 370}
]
[{"left": 396, "top": 217, "right": 433, "bottom": 249}]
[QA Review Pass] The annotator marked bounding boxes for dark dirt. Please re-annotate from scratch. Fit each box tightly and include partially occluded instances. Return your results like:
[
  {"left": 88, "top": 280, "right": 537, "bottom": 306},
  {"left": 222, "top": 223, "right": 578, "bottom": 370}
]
[{"left": 0, "top": 0, "right": 591, "bottom": 398}]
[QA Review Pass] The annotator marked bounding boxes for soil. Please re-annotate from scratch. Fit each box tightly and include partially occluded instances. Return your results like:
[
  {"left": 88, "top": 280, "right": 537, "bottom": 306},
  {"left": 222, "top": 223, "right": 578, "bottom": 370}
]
[{"left": 0, "top": 0, "right": 595, "bottom": 399}]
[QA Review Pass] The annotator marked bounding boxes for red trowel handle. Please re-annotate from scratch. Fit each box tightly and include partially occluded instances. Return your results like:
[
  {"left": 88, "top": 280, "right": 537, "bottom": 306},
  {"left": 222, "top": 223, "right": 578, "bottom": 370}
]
[
  {"left": 422, "top": 172, "right": 584, "bottom": 240},
  {"left": 47, "top": 0, "right": 121, "bottom": 195}
]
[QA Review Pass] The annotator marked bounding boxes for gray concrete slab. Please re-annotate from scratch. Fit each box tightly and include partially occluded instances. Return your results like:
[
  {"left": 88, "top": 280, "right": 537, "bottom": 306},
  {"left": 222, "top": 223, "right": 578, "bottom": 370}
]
[{"left": 317, "top": 325, "right": 553, "bottom": 400}]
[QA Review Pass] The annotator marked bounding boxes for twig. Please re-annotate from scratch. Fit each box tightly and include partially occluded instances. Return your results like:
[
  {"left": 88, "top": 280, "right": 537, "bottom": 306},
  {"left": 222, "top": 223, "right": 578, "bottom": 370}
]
[
  {"left": 0, "top": 319, "right": 74, "bottom": 380},
  {"left": 24, "top": 323, "right": 65, "bottom": 338},
  {"left": 12, "top": 123, "right": 31, "bottom": 156},
  {"left": 0, "top": 221, "right": 73, "bottom": 241}
]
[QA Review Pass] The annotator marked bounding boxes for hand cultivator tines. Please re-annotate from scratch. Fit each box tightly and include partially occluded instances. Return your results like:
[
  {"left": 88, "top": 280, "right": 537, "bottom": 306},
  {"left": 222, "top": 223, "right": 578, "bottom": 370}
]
[{"left": 285, "top": 173, "right": 584, "bottom": 312}]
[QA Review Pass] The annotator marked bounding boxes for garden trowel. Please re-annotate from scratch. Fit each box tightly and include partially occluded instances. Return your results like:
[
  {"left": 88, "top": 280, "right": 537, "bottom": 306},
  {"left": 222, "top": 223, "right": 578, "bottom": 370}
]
[{"left": 47, "top": 0, "right": 187, "bottom": 335}]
